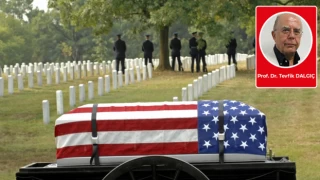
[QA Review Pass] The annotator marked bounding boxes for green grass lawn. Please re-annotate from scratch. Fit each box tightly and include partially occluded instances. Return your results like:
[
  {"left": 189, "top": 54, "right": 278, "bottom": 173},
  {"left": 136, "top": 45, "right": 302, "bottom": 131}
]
[{"left": 0, "top": 62, "right": 319, "bottom": 180}]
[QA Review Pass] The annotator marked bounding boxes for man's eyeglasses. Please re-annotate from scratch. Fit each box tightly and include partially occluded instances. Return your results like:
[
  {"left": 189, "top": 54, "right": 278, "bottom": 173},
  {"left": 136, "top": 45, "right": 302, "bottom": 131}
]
[{"left": 274, "top": 27, "right": 302, "bottom": 36}]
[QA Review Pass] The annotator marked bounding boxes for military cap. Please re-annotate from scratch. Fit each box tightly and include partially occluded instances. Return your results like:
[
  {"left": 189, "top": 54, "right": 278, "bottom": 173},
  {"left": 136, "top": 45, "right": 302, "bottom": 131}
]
[
  {"left": 116, "top": 33, "right": 122, "bottom": 37},
  {"left": 145, "top": 34, "right": 150, "bottom": 37},
  {"left": 192, "top": 32, "right": 197, "bottom": 35},
  {"left": 173, "top": 32, "right": 178, "bottom": 35}
]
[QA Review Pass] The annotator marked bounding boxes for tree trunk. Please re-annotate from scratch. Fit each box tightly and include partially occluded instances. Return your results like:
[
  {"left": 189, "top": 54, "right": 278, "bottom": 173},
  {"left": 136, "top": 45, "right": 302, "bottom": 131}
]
[{"left": 157, "top": 25, "right": 171, "bottom": 70}]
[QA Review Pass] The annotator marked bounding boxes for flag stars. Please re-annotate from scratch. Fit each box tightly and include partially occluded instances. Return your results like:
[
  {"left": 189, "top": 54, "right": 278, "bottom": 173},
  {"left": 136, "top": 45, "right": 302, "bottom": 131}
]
[
  {"left": 213, "top": 132, "right": 219, "bottom": 140},
  {"left": 258, "top": 126, "right": 265, "bottom": 134},
  {"left": 223, "top": 110, "right": 229, "bottom": 115},
  {"left": 202, "top": 103, "right": 210, "bottom": 107},
  {"left": 202, "top": 124, "right": 211, "bottom": 132},
  {"left": 249, "top": 106, "right": 256, "bottom": 111},
  {"left": 224, "top": 140, "right": 230, "bottom": 149},
  {"left": 224, "top": 124, "right": 229, "bottom": 131},
  {"left": 258, "top": 143, "right": 265, "bottom": 151},
  {"left": 240, "top": 124, "right": 248, "bottom": 133},
  {"left": 212, "top": 116, "right": 219, "bottom": 124},
  {"left": 212, "top": 107, "right": 218, "bottom": 111},
  {"left": 212, "top": 101, "right": 219, "bottom": 104},
  {"left": 239, "top": 110, "right": 247, "bottom": 116},
  {"left": 258, "top": 111, "right": 265, "bottom": 118},
  {"left": 202, "top": 110, "right": 210, "bottom": 116},
  {"left": 240, "top": 141, "right": 248, "bottom": 149},
  {"left": 203, "top": 140, "right": 212, "bottom": 149},
  {"left": 249, "top": 134, "right": 257, "bottom": 142},
  {"left": 230, "top": 106, "right": 238, "bottom": 110},
  {"left": 230, "top": 116, "right": 238, "bottom": 124},
  {"left": 223, "top": 103, "right": 229, "bottom": 107},
  {"left": 249, "top": 117, "right": 256, "bottom": 125},
  {"left": 239, "top": 103, "right": 246, "bottom": 107},
  {"left": 230, "top": 100, "right": 237, "bottom": 103},
  {"left": 231, "top": 132, "right": 239, "bottom": 141}
]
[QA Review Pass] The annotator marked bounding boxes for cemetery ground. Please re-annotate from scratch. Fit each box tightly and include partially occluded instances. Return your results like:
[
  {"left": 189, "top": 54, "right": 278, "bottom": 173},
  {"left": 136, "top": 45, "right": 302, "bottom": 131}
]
[{"left": 0, "top": 61, "right": 319, "bottom": 180}]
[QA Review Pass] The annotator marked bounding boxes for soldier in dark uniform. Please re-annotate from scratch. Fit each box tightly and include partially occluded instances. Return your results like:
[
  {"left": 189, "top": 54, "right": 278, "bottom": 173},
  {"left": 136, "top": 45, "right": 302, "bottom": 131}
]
[
  {"left": 189, "top": 32, "right": 199, "bottom": 73},
  {"left": 197, "top": 32, "right": 207, "bottom": 72},
  {"left": 226, "top": 33, "right": 238, "bottom": 71},
  {"left": 169, "top": 32, "right": 183, "bottom": 71},
  {"left": 142, "top": 34, "right": 154, "bottom": 68},
  {"left": 113, "top": 34, "right": 127, "bottom": 74}
]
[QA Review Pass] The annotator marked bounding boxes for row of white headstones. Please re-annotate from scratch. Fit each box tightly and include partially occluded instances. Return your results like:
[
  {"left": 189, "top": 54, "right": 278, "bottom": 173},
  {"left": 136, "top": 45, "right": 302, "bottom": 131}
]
[
  {"left": 174, "top": 64, "right": 236, "bottom": 102},
  {"left": 0, "top": 53, "right": 253, "bottom": 97},
  {"left": 41, "top": 65, "right": 236, "bottom": 125}
]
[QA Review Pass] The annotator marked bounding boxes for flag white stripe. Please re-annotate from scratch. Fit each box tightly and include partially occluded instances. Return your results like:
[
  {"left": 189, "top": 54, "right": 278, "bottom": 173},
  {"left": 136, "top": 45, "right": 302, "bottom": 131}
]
[
  {"left": 55, "top": 110, "right": 198, "bottom": 125},
  {"left": 56, "top": 129, "right": 198, "bottom": 148},
  {"left": 77, "top": 101, "right": 198, "bottom": 108}
]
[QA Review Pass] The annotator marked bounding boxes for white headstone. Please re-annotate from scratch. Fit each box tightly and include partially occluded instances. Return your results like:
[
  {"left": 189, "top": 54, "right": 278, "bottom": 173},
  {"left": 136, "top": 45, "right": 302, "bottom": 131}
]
[
  {"left": 203, "top": 75, "right": 208, "bottom": 93},
  {"left": 142, "top": 65, "right": 147, "bottom": 80},
  {"left": 112, "top": 70, "right": 117, "bottom": 90},
  {"left": 187, "top": 84, "right": 193, "bottom": 101},
  {"left": 181, "top": 87, "right": 187, "bottom": 101},
  {"left": 88, "top": 81, "right": 94, "bottom": 100},
  {"left": 129, "top": 68, "right": 135, "bottom": 84},
  {"left": 28, "top": 72, "right": 33, "bottom": 88},
  {"left": 37, "top": 71, "right": 42, "bottom": 86},
  {"left": 136, "top": 66, "right": 141, "bottom": 82},
  {"left": 47, "top": 69, "right": 52, "bottom": 85},
  {"left": 193, "top": 79, "right": 198, "bottom": 100},
  {"left": 118, "top": 71, "right": 123, "bottom": 87},
  {"left": 8, "top": 75, "right": 13, "bottom": 94},
  {"left": 55, "top": 68, "right": 60, "bottom": 84},
  {"left": 105, "top": 75, "right": 110, "bottom": 93},
  {"left": 18, "top": 74, "right": 23, "bottom": 91},
  {"left": 63, "top": 67, "right": 67, "bottom": 82},
  {"left": 56, "top": 90, "right": 64, "bottom": 115},
  {"left": 173, "top": 97, "right": 178, "bottom": 102},
  {"left": 125, "top": 69, "right": 129, "bottom": 85},
  {"left": 42, "top": 100, "right": 50, "bottom": 124},
  {"left": 79, "top": 84, "right": 85, "bottom": 102},
  {"left": 198, "top": 77, "right": 202, "bottom": 97},
  {"left": 69, "top": 86, "right": 76, "bottom": 108},
  {"left": 98, "top": 77, "right": 103, "bottom": 96},
  {"left": 147, "top": 63, "right": 153, "bottom": 79}
]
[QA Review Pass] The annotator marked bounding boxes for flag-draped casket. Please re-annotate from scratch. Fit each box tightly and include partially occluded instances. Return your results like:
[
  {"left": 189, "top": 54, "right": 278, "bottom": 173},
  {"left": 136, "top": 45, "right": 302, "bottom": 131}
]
[{"left": 55, "top": 100, "right": 268, "bottom": 166}]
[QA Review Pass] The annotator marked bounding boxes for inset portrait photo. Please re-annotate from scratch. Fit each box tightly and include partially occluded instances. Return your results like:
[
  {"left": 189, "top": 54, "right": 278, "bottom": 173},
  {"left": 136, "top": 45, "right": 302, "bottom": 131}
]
[{"left": 259, "top": 11, "right": 312, "bottom": 68}]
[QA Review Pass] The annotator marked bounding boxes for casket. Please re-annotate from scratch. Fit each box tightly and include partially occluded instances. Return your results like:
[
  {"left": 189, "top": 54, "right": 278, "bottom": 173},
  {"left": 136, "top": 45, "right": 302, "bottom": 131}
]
[{"left": 55, "top": 100, "right": 268, "bottom": 166}]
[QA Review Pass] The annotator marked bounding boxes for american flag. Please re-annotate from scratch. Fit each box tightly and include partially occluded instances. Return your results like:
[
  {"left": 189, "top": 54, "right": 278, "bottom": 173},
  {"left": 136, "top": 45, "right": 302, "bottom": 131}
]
[{"left": 55, "top": 100, "right": 267, "bottom": 165}]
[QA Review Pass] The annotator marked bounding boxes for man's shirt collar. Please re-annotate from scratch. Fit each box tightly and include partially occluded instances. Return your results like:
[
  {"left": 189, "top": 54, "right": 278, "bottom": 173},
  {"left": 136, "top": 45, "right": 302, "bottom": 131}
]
[{"left": 273, "top": 45, "right": 300, "bottom": 66}]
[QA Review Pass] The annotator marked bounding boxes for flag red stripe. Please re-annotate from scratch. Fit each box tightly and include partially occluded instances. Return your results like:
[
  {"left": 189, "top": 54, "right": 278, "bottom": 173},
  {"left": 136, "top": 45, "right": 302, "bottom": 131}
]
[
  {"left": 55, "top": 118, "right": 198, "bottom": 136},
  {"left": 56, "top": 142, "right": 199, "bottom": 159},
  {"left": 67, "top": 104, "right": 198, "bottom": 114}
]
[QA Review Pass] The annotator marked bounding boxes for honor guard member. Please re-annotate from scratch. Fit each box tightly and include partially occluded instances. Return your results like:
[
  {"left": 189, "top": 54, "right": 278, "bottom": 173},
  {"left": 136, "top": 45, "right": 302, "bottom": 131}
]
[
  {"left": 197, "top": 32, "right": 207, "bottom": 72},
  {"left": 170, "top": 32, "right": 183, "bottom": 71},
  {"left": 189, "top": 31, "right": 199, "bottom": 73},
  {"left": 142, "top": 34, "right": 154, "bottom": 68},
  {"left": 113, "top": 33, "right": 127, "bottom": 74},
  {"left": 226, "top": 32, "right": 238, "bottom": 71}
]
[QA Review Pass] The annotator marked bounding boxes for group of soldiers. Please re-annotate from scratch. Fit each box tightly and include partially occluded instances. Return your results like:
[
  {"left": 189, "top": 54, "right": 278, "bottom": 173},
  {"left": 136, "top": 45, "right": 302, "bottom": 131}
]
[{"left": 113, "top": 32, "right": 238, "bottom": 74}]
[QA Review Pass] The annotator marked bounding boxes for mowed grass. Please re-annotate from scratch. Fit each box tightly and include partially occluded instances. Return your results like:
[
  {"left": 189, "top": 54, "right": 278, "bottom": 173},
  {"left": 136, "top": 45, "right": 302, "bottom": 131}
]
[{"left": 0, "top": 61, "right": 319, "bottom": 180}]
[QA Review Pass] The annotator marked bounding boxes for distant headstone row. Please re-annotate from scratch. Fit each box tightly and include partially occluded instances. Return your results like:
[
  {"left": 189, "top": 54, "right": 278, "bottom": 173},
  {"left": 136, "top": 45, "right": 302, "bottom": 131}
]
[
  {"left": 0, "top": 59, "right": 153, "bottom": 97},
  {"left": 42, "top": 63, "right": 154, "bottom": 124},
  {"left": 174, "top": 64, "right": 236, "bottom": 101}
]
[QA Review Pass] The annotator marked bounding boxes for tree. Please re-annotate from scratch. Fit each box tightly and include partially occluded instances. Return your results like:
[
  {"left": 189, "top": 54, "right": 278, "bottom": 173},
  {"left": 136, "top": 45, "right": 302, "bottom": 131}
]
[{"left": 48, "top": 0, "right": 204, "bottom": 70}]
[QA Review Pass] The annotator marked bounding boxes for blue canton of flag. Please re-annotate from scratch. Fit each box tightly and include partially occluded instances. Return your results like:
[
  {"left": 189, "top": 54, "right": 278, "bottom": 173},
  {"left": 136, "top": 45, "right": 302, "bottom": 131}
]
[{"left": 197, "top": 100, "right": 267, "bottom": 156}]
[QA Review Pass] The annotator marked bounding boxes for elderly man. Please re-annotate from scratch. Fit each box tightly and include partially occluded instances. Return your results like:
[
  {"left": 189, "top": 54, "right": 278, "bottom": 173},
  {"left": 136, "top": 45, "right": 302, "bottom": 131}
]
[{"left": 266, "top": 13, "right": 303, "bottom": 67}]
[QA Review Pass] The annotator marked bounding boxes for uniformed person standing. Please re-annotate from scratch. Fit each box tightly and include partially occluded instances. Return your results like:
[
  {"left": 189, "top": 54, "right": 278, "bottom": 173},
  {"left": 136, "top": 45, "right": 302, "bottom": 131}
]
[
  {"left": 142, "top": 34, "right": 154, "bottom": 68},
  {"left": 113, "top": 34, "right": 127, "bottom": 74},
  {"left": 226, "top": 33, "right": 238, "bottom": 71},
  {"left": 197, "top": 32, "right": 207, "bottom": 72},
  {"left": 169, "top": 32, "right": 183, "bottom": 71},
  {"left": 189, "top": 32, "right": 199, "bottom": 73}
]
